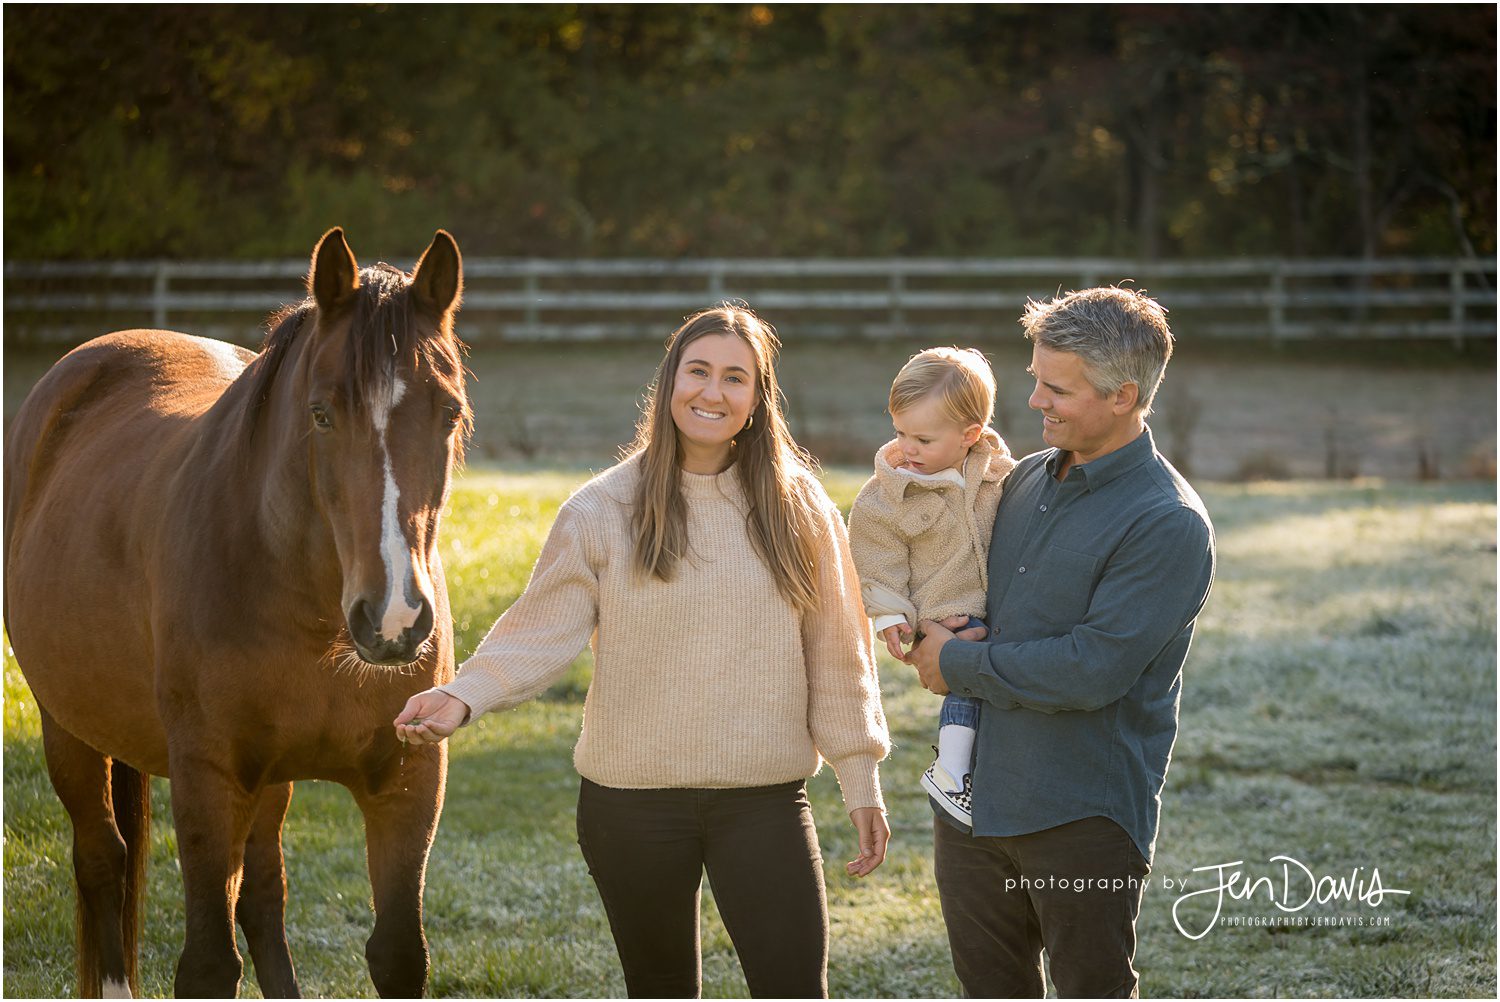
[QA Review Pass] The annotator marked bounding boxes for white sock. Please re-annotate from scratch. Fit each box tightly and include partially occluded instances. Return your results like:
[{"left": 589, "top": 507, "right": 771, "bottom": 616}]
[{"left": 936, "top": 724, "right": 975, "bottom": 791}]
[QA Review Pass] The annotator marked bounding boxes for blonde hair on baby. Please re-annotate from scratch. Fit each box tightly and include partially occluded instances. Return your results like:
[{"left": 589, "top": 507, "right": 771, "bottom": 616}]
[{"left": 888, "top": 347, "right": 995, "bottom": 428}]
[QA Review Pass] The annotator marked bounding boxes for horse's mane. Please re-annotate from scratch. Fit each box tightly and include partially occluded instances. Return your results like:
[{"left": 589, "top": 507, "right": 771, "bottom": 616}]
[
  {"left": 242, "top": 264, "right": 468, "bottom": 454},
  {"left": 242, "top": 302, "right": 313, "bottom": 438}
]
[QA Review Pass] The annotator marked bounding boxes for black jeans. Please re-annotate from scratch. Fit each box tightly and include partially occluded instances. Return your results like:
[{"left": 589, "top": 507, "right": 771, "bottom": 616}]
[
  {"left": 576, "top": 778, "right": 829, "bottom": 999},
  {"left": 933, "top": 815, "right": 1151, "bottom": 999}
]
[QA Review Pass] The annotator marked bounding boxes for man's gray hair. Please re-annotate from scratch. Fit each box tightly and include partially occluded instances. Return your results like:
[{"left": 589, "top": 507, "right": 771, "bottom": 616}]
[{"left": 1021, "top": 287, "right": 1174, "bottom": 415}]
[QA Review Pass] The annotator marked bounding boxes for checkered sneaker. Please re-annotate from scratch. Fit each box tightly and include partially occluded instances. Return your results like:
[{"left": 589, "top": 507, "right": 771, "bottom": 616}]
[{"left": 919, "top": 754, "right": 974, "bottom": 827}]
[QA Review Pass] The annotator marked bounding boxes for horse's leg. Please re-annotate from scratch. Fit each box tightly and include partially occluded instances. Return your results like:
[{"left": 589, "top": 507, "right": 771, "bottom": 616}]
[
  {"left": 351, "top": 742, "right": 446, "bottom": 999},
  {"left": 167, "top": 745, "right": 256, "bottom": 999},
  {"left": 235, "top": 781, "right": 300, "bottom": 999},
  {"left": 39, "top": 707, "right": 137, "bottom": 999}
]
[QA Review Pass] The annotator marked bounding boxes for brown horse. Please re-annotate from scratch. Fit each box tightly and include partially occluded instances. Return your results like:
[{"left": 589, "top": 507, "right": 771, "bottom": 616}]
[{"left": 4, "top": 228, "right": 469, "bottom": 998}]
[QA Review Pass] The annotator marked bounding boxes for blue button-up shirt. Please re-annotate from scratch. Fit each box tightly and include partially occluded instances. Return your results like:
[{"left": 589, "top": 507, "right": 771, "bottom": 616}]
[{"left": 938, "top": 426, "right": 1215, "bottom": 862}]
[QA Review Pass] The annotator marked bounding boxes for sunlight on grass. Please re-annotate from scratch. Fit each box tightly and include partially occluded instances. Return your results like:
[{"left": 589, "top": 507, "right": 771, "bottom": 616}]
[{"left": 4, "top": 472, "right": 1494, "bottom": 998}]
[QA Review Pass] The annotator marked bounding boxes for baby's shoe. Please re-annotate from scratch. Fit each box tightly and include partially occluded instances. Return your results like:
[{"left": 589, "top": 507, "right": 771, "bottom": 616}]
[{"left": 919, "top": 748, "right": 973, "bottom": 826}]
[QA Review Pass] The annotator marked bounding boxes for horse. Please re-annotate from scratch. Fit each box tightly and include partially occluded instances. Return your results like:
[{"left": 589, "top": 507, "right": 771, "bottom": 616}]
[{"left": 3, "top": 228, "right": 469, "bottom": 998}]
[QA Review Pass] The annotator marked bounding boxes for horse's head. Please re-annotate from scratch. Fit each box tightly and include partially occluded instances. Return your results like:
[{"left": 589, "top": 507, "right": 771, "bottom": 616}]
[{"left": 301, "top": 228, "right": 469, "bottom": 667}]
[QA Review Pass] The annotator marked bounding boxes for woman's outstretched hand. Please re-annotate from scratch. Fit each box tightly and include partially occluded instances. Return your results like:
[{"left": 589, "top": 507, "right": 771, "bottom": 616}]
[
  {"left": 846, "top": 806, "right": 891, "bottom": 877},
  {"left": 394, "top": 689, "right": 471, "bottom": 746}
]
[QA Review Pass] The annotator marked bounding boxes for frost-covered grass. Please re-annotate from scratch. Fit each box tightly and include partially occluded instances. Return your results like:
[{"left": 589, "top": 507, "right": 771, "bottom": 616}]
[{"left": 4, "top": 473, "right": 1495, "bottom": 997}]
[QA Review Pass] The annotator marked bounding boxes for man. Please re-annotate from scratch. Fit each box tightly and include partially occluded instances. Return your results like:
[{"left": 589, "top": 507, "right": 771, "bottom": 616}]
[{"left": 908, "top": 286, "right": 1216, "bottom": 998}]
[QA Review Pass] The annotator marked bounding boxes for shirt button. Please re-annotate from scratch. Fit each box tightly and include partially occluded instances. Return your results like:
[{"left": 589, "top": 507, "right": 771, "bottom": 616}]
[
  {"left": 1039, "top": 504, "right": 1048, "bottom": 512},
  {"left": 991, "top": 627, "right": 1001, "bottom": 636},
  {"left": 1018, "top": 566, "right": 1027, "bottom": 574}
]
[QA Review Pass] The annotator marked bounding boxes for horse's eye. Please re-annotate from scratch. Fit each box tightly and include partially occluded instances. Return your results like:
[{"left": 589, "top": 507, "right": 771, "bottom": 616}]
[
  {"left": 310, "top": 404, "right": 333, "bottom": 431},
  {"left": 442, "top": 405, "right": 463, "bottom": 430}
]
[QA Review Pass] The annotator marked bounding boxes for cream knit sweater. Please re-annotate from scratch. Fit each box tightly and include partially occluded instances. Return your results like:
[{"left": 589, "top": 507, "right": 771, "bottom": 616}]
[
  {"left": 847, "top": 428, "right": 1016, "bottom": 628},
  {"left": 440, "top": 454, "right": 890, "bottom": 812}
]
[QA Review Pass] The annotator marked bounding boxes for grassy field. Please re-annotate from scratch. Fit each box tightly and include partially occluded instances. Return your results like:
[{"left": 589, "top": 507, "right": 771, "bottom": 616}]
[{"left": 3, "top": 470, "right": 1495, "bottom": 998}]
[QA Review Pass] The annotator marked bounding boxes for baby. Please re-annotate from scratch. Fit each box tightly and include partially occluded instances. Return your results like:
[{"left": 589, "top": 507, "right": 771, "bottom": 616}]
[{"left": 848, "top": 347, "right": 1015, "bottom": 826}]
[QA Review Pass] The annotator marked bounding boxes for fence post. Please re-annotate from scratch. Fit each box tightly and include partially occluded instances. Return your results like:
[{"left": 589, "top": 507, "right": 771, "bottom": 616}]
[
  {"left": 708, "top": 264, "right": 725, "bottom": 303},
  {"left": 890, "top": 268, "right": 904, "bottom": 333},
  {"left": 523, "top": 268, "right": 539, "bottom": 328},
  {"left": 1269, "top": 262, "right": 1286, "bottom": 347},
  {"left": 153, "top": 262, "right": 170, "bottom": 329},
  {"left": 1450, "top": 265, "right": 1465, "bottom": 351}
]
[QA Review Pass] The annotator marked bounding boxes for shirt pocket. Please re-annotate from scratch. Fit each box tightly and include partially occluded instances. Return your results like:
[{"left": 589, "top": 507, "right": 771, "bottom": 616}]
[
  {"left": 898, "top": 491, "right": 948, "bottom": 537},
  {"left": 1030, "top": 544, "right": 1102, "bottom": 628}
]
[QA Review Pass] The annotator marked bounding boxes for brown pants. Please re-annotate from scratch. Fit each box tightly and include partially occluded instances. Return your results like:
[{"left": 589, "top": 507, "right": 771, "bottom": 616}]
[
  {"left": 576, "top": 778, "right": 829, "bottom": 999},
  {"left": 933, "top": 815, "right": 1151, "bottom": 998}
]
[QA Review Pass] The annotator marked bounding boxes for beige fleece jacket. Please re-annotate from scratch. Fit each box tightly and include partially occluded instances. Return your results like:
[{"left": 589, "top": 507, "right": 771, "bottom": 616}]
[
  {"left": 847, "top": 428, "right": 1016, "bottom": 628},
  {"left": 439, "top": 454, "right": 890, "bottom": 812}
]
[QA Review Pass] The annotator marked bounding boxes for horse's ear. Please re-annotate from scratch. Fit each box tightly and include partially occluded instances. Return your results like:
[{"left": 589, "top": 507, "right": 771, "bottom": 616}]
[
  {"left": 412, "top": 230, "right": 463, "bottom": 318},
  {"left": 309, "top": 227, "right": 360, "bottom": 313}
]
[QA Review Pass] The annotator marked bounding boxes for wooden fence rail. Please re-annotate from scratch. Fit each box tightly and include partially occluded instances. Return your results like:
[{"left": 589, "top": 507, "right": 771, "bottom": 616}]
[{"left": 5, "top": 257, "right": 1494, "bottom": 347}]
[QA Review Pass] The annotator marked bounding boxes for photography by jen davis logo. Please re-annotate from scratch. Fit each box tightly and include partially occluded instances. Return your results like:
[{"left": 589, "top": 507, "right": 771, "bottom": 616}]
[{"left": 1163, "top": 855, "right": 1411, "bottom": 940}]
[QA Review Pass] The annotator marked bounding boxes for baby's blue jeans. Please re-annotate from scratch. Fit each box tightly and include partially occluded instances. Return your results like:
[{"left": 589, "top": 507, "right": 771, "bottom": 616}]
[{"left": 940, "top": 694, "right": 980, "bottom": 728}]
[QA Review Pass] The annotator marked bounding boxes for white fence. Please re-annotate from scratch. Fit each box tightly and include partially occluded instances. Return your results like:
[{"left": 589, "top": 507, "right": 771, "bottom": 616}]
[{"left": 4, "top": 257, "right": 1494, "bottom": 347}]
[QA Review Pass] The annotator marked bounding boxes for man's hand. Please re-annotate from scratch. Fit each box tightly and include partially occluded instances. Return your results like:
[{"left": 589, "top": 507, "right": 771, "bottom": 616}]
[
  {"left": 393, "top": 689, "right": 471, "bottom": 746},
  {"left": 910, "top": 617, "right": 988, "bottom": 695},
  {"left": 845, "top": 806, "right": 891, "bottom": 877},
  {"left": 943, "top": 615, "right": 989, "bottom": 641},
  {"left": 910, "top": 619, "right": 955, "bottom": 694}
]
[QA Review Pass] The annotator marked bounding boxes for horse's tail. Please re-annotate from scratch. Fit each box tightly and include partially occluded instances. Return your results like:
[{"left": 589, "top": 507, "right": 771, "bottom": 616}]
[
  {"left": 113, "top": 760, "right": 151, "bottom": 996},
  {"left": 74, "top": 894, "right": 94, "bottom": 996},
  {"left": 74, "top": 759, "right": 151, "bottom": 997}
]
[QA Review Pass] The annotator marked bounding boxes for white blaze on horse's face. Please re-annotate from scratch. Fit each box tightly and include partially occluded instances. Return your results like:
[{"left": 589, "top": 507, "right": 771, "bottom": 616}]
[
  {"left": 370, "top": 376, "right": 435, "bottom": 643},
  {"left": 322, "top": 358, "right": 448, "bottom": 669},
  {"left": 306, "top": 230, "right": 464, "bottom": 668}
]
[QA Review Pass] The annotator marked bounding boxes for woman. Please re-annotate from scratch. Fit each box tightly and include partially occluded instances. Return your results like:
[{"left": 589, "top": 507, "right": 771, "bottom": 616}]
[{"left": 395, "top": 304, "right": 891, "bottom": 998}]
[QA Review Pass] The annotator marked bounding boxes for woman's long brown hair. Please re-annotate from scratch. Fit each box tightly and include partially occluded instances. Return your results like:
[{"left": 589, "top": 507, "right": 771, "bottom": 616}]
[{"left": 625, "top": 303, "right": 822, "bottom": 613}]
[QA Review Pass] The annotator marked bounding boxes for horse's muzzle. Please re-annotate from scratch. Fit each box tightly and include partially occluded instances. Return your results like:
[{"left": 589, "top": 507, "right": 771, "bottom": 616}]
[{"left": 346, "top": 596, "right": 435, "bottom": 666}]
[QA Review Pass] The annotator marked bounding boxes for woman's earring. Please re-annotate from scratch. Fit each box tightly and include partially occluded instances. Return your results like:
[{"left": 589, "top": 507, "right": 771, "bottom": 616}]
[{"left": 744, "top": 412, "right": 755, "bottom": 432}]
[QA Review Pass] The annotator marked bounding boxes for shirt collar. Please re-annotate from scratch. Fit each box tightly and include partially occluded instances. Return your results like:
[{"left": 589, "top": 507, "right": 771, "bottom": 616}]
[
  {"left": 874, "top": 428, "right": 1013, "bottom": 503},
  {"left": 1045, "top": 425, "right": 1157, "bottom": 490},
  {"left": 896, "top": 463, "right": 967, "bottom": 487}
]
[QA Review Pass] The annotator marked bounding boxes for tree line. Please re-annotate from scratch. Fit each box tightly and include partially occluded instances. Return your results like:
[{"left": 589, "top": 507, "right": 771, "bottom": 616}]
[{"left": 4, "top": 4, "right": 1493, "bottom": 261}]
